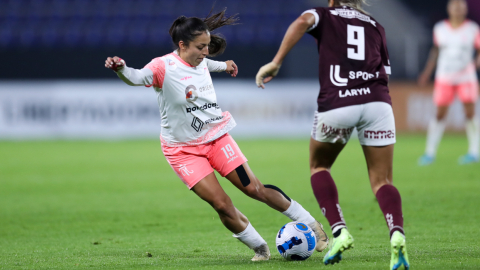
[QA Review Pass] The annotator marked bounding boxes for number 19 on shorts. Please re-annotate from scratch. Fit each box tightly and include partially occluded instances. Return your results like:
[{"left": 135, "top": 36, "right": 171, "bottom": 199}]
[{"left": 221, "top": 144, "right": 235, "bottom": 159}]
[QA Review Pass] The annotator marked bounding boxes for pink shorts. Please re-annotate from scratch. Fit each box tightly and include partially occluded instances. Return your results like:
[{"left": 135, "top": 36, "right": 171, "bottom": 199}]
[
  {"left": 433, "top": 81, "right": 479, "bottom": 106},
  {"left": 161, "top": 133, "right": 248, "bottom": 189}
]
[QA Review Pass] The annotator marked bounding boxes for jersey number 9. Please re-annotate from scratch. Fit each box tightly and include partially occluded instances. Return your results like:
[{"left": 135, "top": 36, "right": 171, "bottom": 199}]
[{"left": 347, "top": 25, "right": 365, "bottom": 61}]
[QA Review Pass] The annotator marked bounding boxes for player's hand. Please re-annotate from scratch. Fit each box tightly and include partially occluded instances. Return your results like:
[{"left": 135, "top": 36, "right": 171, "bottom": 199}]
[
  {"left": 417, "top": 72, "right": 430, "bottom": 87},
  {"left": 225, "top": 60, "right": 238, "bottom": 77},
  {"left": 105, "top": 56, "right": 125, "bottom": 72},
  {"left": 256, "top": 62, "right": 281, "bottom": 89}
]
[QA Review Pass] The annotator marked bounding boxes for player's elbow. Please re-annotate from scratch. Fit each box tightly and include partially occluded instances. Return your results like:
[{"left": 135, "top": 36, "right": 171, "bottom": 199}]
[{"left": 292, "top": 17, "right": 312, "bottom": 32}]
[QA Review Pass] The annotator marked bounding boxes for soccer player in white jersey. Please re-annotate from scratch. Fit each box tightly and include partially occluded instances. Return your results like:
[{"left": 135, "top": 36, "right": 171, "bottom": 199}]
[
  {"left": 256, "top": 0, "right": 410, "bottom": 269},
  {"left": 104, "top": 9, "right": 328, "bottom": 261},
  {"left": 418, "top": 0, "right": 480, "bottom": 165}
]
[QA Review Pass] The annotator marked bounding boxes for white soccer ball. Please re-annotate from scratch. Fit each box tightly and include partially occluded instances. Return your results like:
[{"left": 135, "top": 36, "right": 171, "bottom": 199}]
[{"left": 276, "top": 222, "right": 317, "bottom": 261}]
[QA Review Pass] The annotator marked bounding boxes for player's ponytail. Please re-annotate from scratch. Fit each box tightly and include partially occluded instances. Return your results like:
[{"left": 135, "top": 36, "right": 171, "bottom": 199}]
[
  {"left": 336, "top": 0, "right": 369, "bottom": 14},
  {"left": 168, "top": 7, "right": 238, "bottom": 57}
]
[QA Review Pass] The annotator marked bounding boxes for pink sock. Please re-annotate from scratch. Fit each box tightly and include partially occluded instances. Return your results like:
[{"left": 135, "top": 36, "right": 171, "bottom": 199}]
[
  {"left": 311, "top": 171, "right": 346, "bottom": 234},
  {"left": 376, "top": 184, "right": 404, "bottom": 238}
]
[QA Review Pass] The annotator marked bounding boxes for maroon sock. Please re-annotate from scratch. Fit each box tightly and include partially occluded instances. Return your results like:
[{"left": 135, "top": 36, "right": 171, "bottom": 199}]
[
  {"left": 376, "top": 184, "right": 404, "bottom": 238},
  {"left": 311, "top": 171, "right": 346, "bottom": 234}
]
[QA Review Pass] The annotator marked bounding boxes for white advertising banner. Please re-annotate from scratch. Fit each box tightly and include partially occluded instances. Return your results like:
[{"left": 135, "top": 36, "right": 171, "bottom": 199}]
[
  {"left": 406, "top": 92, "right": 480, "bottom": 131},
  {"left": 0, "top": 80, "right": 320, "bottom": 140}
]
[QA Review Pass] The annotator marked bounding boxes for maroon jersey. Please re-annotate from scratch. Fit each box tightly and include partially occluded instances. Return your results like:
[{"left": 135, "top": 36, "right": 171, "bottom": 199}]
[{"left": 304, "top": 7, "right": 392, "bottom": 112}]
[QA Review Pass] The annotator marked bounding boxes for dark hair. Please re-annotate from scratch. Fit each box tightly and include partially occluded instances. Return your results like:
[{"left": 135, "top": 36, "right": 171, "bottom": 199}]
[{"left": 168, "top": 8, "right": 238, "bottom": 57}]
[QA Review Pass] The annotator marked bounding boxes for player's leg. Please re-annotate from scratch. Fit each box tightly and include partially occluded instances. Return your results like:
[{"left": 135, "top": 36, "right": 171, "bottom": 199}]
[
  {"left": 191, "top": 172, "right": 269, "bottom": 261},
  {"left": 359, "top": 102, "right": 409, "bottom": 269},
  {"left": 210, "top": 134, "right": 328, "bottom": 251},
  {"left": 362, "top": 144, "right": 409, "bottom": 270},
  {"left": 309, "top": 108, "right": 360, "bottom": 265},
  {"left": 458, "top": 82, "right": 479, "bottom": 164},
  {"left": 310, "top": 138, "right": 354, "bottom": 265},
  {"left": 161, "top": 142, "right": 268, "bottom": 261},
  {"left": 419, "top": 81, "right": 454, "bottom": 165},
  {"left": 225, "top": 162, "right": 329, "bottom": 252}
]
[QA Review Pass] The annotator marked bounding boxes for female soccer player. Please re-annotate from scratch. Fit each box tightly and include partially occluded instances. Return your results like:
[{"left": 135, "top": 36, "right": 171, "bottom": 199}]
[
  {"left": 104, "top": 9, "right": 328, "bottom": 261},
  {"left": 256, "top": 0, "right": 410, "bottom": 269},
  {"left": 418, "top": 0, "right": 480, "bottom": 166}
]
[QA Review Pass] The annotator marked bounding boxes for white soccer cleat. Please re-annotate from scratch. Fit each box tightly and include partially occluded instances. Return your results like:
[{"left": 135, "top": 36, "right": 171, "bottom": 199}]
[
  {"left": 251, "top": 243, "right": 270, "bottom": 261},
  {"left": 310, "top": 220, "right": 329, "bottom": 252}
]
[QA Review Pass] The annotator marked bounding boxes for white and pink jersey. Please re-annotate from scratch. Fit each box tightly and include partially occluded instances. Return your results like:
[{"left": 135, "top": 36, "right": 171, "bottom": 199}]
[
  {"left": 116, "top": 51, "right": 235, "bottom": 147},
  {"left": 434, "top": 20, "right": 480, "bottom": 85}
]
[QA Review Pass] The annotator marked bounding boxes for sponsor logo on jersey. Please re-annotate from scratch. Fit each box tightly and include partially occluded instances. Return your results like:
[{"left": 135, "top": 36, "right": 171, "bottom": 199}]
[
  {"left": 191, "top": 117, "right": 204, "bottom": 132},
  {"left": 185, "top": 85, "right": 198, "bottom": 103},
  {"left": 204, "top": 115, "right": 224, "bottom": 124},
  {"left": 321, "top": 124, "right": 354, "bottom": 137},
  {"left": 185, "top": 103, "right": 220, "bottom": 113},
  {"left": 330, "top": 8, "right": 376, "bottom": 27},
  {"left": 339, "top": 87, "right": 371, "bottom": 98},
  {"left": 364, "top": 129, "right": 395, "bottom": 139},
  {"left": 330, "top": 65, "right": 348, "bottom": 86},
  {"left": 349, "top": 71, "right": 380, "bottom": 80},
  {"left": 180, "top": 76, "right": 192, "bottom": 81}
]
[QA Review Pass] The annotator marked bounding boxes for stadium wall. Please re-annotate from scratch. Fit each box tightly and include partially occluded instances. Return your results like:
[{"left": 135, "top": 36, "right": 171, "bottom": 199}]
[{"left": 0, "top": 80, "right": 478, "bottom": 140}]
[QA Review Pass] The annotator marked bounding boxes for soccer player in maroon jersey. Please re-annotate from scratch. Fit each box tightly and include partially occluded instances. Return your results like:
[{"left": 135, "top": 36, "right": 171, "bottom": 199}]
[{"left": 256, "top": 0, "right": 410, "bottom": 269}]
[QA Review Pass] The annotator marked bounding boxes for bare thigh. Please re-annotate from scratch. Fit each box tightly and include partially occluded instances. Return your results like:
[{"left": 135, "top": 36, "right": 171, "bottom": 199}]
[
  {"left": 361, "top": 144, "right": 394, "bottom": 195},
  {"left": 309, "top": 137, "right": 346, "bottom": 175}
]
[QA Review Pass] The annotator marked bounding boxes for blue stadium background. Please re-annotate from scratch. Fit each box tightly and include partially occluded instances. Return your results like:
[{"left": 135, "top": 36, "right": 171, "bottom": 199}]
[{"left": 1, "top": 0, "right": 477, "bottom": 79}]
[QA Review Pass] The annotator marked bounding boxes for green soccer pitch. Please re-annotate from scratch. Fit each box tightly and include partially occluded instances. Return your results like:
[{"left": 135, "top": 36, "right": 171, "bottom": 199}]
[{"left": 1, "top": 135, "right": 479, "bottom": 269}]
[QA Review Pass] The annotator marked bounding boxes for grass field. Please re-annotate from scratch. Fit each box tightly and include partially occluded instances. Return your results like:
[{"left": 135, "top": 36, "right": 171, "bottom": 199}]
[{"left": 1, "top": 135, "right": 479, "bottom": 269}]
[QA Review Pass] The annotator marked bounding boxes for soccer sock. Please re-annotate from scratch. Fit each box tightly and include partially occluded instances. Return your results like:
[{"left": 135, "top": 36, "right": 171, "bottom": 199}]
[
  {"left": 466, "top": 117, "right": 479, "bottom": 157},
  {"left": 311, "top": 171, "right": 346, "bottom": 236},
  {"left": 282, "top": 200, "right": 315, "bottom": 226},
  {"left": 232, "top": 222, "right": 267, "bottom": 249},
  {"left": 375, "top": 184, "right": 404, "bottom": 239},
  {"left": 425, "top": 119, "right": 446, "bottom": 157}
]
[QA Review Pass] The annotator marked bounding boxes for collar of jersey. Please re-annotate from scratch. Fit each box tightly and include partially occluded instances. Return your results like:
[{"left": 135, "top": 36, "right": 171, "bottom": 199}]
[
  {"left": 171, "top": 51, "right": 196, "bottom": 68},
  {"left": 445, "top": 19, "right": 469, "bottom": 31}
]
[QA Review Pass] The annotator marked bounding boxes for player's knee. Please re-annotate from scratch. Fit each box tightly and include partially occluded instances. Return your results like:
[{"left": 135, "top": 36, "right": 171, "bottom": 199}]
[
  {"left": 370, "top": 178, "right": 392, "bottom": 194},
  {"left": 211, "top": 199, "right": 234, "bottom": 217},
  {"left": 465, "top": 110, "right": 475, "bottom": 119},
  {"left": 436, "top": 109, "right": 448, "bottom": 120},
  {"left": 244, "top": 184, "right": 267, "bottom": 202}
]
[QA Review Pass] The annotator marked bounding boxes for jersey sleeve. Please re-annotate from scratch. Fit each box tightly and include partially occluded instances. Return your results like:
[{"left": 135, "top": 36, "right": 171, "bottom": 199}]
[
  {"left": 302, "top": 8, "right": 321, "bottom": 33},
  {"left": 116, "top": 66, "right": 154, "bottom": 87},
  {"left": 205, "top": 58, "right": 227, "bottom": 72},
  {"left": 380, "top": 27, "right": 392, "bottom": 75},
  {"left": 144, "top": 57, "right": 166, "bottom": 88}
]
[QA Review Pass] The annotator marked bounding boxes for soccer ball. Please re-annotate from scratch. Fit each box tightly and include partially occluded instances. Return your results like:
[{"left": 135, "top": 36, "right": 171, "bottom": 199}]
[{"left": 276, "top": 222, "right": 316, "bottom": 261}]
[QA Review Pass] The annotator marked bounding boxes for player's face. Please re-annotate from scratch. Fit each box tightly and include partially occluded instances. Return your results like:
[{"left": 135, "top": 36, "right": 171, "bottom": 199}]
[
  {"left": 448, "top": 0, "right": 468, "bottom": 19},
  {"left": 180, "top": 31, "right": 211, "bottom": 67}
]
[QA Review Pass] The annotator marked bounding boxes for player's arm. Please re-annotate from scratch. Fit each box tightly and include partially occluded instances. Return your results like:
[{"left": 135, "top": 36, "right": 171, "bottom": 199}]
[
  {"left": 418, "top": 46, "right": 439, "bottom": 86},
  {"left": 105, "top": 56, "right": 154, "bottom": 86},
  {"left": 476, "top": 49, "right": 480, "bottom": 69},
  {"left": 256, "top": 13, "right": 316, "bottom": 88},
  {"left": 205, "top": 58, "right": 238, "bottom": 77}
]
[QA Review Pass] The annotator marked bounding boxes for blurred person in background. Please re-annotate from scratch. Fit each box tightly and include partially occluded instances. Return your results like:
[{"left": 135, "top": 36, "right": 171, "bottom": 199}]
[
  {"left": 105, "top": 9, "right": 328, "bottom": 261},
  {"left": 256, "top": 0, "right": 410, "bottom": 269},
  {"left": 418, "top": 0, "right": 480, "bottom": 165}
]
